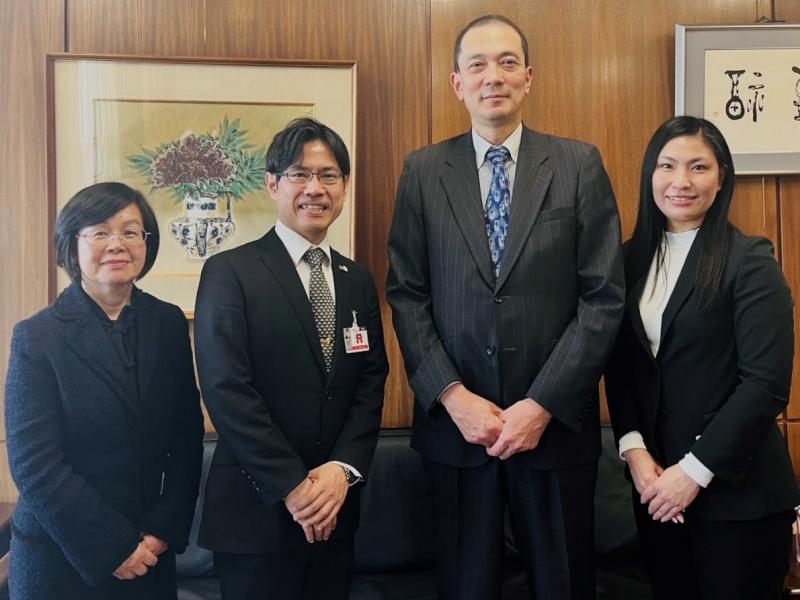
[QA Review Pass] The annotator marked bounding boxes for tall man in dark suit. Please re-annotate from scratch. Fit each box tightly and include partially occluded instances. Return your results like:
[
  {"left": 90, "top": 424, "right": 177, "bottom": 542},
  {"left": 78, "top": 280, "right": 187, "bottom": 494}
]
[
  {"left": 387, "top": 15, "right": 625, "bottom": 600},
  {"left": 195, "top": 118, "right": 388, "bottom": 600}
]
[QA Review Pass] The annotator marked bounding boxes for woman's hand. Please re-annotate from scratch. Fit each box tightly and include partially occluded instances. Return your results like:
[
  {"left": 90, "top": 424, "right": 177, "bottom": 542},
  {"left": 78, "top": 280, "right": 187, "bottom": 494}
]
[
  {"left": 623, "top": 448, "right": 663, "bottom": 495},
  {"left": 112, "top": 542, "right": 159, "bottom": 580},
  {"left": 641, "top": 464, "right": 700, "bottom": 522}
]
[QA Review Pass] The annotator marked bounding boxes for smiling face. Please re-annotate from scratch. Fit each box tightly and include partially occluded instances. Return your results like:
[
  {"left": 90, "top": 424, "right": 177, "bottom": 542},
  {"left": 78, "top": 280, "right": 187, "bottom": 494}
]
[
  {"left": 652, "top": 134, "right": 724, "bottom": 232},
  {"left": 77, "top": 203, "right": 147, "bottom": 297},
  {"left": 450, "top": 21, "right": 533, "bottom": 142},
  {"left": 267, "top": 140, "right": 349, "bottom": 245}
]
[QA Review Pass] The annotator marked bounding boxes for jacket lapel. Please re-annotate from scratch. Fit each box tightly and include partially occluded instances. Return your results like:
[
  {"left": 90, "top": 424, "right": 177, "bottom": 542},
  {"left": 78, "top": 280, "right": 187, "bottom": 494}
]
[
  {"left": 134, "top": 291, "right": 160, "bottom": 404},
  {"left": 57, "top": 284, "right": 140, "bottom": 420},
  {"left": 440, "top": 134, "right": 495, "bottom": 290},
  {"left": 628, "top": 275, "right": 656, "bottom": 361},
  {"left": 659, "top": 235, "right": 701, "bottom": 348},
  {"left": 257, "top": 230, "right": 327, "bottom": 374},
  {"left": 496, "top": 128, "right": 553, "bottom": 290},
  {"left": 327, "top": 251, "right": 354, "bottom": 382}
]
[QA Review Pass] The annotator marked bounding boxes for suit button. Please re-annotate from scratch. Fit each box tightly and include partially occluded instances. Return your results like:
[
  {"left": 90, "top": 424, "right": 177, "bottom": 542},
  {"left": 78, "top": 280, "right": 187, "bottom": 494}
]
[
  {"left": 485, "top": 346, "right": 496, "bottom": 356},
  {"left": 493, "top": 296, "right": 503, "bottom": 304}
]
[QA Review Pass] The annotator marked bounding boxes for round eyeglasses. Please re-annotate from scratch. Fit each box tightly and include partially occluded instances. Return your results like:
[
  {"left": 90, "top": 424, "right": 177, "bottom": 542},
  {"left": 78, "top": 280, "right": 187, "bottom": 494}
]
[
  {"left": 279, "top": 170, "right": 344, "bottom": 186},
  {"left": 76, "top": 229, "right": 151, "bottom": 247}
]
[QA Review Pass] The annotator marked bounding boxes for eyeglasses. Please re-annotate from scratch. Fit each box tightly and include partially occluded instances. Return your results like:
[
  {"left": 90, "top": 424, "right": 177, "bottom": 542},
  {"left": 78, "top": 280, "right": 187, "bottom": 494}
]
[
  {"left": 279, "top": 170, "right": 344, "bottom": 186},
  {"left": 76, "top": 228, "right": 151, "bottom": 247}
]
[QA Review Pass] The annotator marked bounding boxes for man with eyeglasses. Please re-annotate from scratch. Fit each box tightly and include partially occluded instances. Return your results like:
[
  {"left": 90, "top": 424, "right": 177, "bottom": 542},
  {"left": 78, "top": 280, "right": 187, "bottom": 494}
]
[
  {"left": 194, "top": 117, "right": 388, "bottom": 600},
  {"left": 387, "top": 15, "right": 624, "bottom": 600}
]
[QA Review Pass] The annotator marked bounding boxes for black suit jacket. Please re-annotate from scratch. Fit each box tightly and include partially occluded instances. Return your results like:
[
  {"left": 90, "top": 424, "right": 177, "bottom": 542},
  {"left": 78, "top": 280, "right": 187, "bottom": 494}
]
[
  {"left": 605, "top": 228, "right": 800, "bottom": 520},
  {"left": 387, "top": 126, "right": 625, "bottom": 470},
  {"left": 4, "top": 283, "right": 203, "bottom": 593},
  {"left": 195, "top": 228, "right": 388, "bottom": 553}
]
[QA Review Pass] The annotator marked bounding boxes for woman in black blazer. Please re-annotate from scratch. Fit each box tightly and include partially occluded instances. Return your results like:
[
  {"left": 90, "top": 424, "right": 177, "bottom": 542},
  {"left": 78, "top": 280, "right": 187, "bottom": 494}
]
[
  {"left": 4, "top": 182, "right": 204, "bottom": 599},
  {"left": 605, "top": 116, "right": 799, "bottom": 600}
]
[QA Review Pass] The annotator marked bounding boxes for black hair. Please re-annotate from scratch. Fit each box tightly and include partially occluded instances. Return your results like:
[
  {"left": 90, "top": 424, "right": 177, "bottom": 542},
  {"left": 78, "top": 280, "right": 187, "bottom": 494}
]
[
  {"left": 265, "top": 117, "right": 350, "bottom": 178},
  {"left": 453, "top": 15, "right": 529, "bottom": 72},
  {"left": 626, "top": 116, "right": 734, "bottom": 309},
  {"left": 54, "top": 182, "right": 160, "bottom": 283}
]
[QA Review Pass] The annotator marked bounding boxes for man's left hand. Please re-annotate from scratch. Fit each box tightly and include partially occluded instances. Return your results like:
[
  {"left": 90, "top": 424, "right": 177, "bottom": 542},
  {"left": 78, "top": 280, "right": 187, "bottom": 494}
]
[
  {"left": 641, "top": 464, "right": 700, "bottom": 522},
  {"left": 486, "top": 398, "right": 552, "bottom": 460},
  {"left": 290, "top": 463, "right": 349, "bottom": 530}
]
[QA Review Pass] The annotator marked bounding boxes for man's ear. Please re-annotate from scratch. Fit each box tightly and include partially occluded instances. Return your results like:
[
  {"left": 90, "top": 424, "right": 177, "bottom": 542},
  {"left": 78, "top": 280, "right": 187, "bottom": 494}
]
[
  {"left": 266, "top": 172, "right": 279, "bottom": 200},
  {"left": 450, "top": 71, "right": 464, "bottom": 101}
]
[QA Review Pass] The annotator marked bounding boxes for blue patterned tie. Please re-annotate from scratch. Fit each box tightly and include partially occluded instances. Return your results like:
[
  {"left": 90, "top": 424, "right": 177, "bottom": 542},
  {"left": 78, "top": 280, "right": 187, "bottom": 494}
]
[{"left": 484, "top": 146, "right": 511, "bottom": 277}]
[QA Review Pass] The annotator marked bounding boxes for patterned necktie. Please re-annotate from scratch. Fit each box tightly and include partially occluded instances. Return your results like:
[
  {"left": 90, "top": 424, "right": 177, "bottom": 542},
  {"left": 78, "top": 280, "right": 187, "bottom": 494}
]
[
  {"left": 303, "top": 248, "right": 335, "bottom": 371},
  {"left": 484, "top": 146, "right": 512, "bottom": 278}
]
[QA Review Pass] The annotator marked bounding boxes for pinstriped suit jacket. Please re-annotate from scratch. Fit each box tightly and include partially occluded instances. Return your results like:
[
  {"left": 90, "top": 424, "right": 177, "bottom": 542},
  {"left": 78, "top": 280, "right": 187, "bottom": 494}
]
[{"left": 387, "top": 126, "right": 625, "bottom": 470}]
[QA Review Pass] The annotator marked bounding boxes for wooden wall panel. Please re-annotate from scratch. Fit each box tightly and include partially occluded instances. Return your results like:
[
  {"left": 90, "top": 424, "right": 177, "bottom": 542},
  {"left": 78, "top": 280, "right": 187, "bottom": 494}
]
[
  {"left": 66, "top": 0, "right": 429, "bottom": 428},
  {"left": 786, "top": 422, "right": 800, "bottom": 479},
  {"left": 781, "top": 177, "right": 800, "bottom": 418},
  {"left": 0, "top": 0, "right": 66, "bottom": 501}
]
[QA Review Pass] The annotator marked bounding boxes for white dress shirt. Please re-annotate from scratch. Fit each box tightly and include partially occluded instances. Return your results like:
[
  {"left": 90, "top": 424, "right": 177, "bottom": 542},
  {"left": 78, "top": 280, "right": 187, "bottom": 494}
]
[
  {"left": 618, "top": 229, "right": 714, "bottom": 488},
  {"left": 274, "top": 220, "right": 361, "bottom": 484},
  {"left": 473, "top": 123, "right": 522, "bottom": 206}
]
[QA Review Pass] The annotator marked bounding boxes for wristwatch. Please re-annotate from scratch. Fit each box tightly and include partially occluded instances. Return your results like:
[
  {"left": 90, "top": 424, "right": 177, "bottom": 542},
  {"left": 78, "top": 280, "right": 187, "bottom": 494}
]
[{"left": 341, "top": 465, "right": 357, "bottom": 485}]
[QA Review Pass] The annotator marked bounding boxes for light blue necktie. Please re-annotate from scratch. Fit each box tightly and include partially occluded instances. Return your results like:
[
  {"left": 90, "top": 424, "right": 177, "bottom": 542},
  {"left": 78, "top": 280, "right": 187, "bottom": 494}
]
[{"left": 484, "top": 146, "right": 511, "bottom": 277}]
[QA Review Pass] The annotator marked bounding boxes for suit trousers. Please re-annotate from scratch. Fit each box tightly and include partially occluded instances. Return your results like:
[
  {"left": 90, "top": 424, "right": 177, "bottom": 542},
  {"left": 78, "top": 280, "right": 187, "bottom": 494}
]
[
  {"left": 213, "top": 535, "right": 354, "bottom": 600},
  {"left": 424, "top": 457, "right": 597, "bottom": 600},
  {"left": 632, "top": 493, "right": 792, "bottom": 600}
]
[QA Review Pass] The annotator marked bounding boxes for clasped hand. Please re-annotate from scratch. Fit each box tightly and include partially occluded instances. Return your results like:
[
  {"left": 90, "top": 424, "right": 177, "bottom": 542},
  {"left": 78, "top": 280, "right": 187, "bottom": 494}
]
[
  {"left": 624, "top": 449, "right": 699, "bottom": 524},
  {"left": 441, "top": 385, "right": 551, "bottom": 460},
  {"left": 113, "top": 534, "right": 168, "bottom": 580},
  {"left": 284, "top": 463, "right": 348, "bottom": 543}
]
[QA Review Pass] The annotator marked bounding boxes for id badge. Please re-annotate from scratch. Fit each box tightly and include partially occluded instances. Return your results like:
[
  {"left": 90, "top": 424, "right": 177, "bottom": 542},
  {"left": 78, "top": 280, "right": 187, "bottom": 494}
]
[{"left": 344, "top": 310, "right": 370, "bottom": 353}]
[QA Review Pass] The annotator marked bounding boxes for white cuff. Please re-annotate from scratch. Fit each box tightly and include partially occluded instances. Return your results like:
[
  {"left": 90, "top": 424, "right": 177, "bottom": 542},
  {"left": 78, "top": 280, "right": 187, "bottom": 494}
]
[
  {"left": 618, "top": 431, "right": 647, "bottom": 461},
  {"left": 329, "top": 461, "right": 362, "bottom": 487},
  {"left": 679, "top": 453, "right": 714, "bottom": 488}
]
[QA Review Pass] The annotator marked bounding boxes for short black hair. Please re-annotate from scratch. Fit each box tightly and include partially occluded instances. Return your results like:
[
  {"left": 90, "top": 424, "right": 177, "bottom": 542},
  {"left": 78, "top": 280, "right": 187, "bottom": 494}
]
[
  {"left": 265, "top": 117, "right": 350, "bottom": 178},
  {"left": 453, "top": 15, "right": 529, "bottom": 72},
  {"left": 54, "top": 182, "right": 160, "bottom": 283}
]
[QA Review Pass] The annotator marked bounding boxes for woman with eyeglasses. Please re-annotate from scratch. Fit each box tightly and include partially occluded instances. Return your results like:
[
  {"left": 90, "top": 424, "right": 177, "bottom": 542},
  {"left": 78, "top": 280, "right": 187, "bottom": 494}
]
[
  {"left": 604, "top": 116, "right": 799, "bottom": 600},
  {"left": 4, "top": 182, "right": 204, "bottom": 599}
]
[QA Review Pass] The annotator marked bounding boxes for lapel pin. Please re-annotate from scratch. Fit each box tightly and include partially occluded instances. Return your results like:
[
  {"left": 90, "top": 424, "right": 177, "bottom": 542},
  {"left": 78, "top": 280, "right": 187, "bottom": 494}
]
[{"left": 338, "top": 265, "right": 348, "bottom": 272}]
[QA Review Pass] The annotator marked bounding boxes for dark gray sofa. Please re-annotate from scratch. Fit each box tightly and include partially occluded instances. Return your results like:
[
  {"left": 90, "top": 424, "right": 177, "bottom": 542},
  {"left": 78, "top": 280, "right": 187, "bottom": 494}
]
[{"left": 176, "top": 426, "right": 653, "bottom": 600}]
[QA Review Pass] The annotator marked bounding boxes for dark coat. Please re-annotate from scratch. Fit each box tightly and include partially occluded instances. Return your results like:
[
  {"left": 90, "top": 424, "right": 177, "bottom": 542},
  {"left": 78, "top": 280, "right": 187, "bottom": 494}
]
[
  {"left": 605, "top": 229, "right": 800, "bottom": 520},
  {"left": 194, "top": 229, "right": 388, "bottom": 553},
  {"left": 4, "top": 283, "right": 204, "bottom": 599},
  {"left": 386, "top": 126, "right": 625, "bottom": 470}
]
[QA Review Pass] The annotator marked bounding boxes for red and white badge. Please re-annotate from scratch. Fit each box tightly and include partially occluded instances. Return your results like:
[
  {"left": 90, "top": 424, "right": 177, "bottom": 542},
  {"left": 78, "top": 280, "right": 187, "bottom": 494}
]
[{"left": 344, "top": 310, "right": 370, "bottom": 353}]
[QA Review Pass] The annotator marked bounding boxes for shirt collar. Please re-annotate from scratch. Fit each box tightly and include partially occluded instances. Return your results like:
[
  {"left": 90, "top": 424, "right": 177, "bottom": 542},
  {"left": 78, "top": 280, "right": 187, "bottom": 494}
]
[
  {"left": 275, "top": 220, "right": 332, "bottom": 267},
  {"left": 472, "top": 123, "right": 523, "bottom": 169}
]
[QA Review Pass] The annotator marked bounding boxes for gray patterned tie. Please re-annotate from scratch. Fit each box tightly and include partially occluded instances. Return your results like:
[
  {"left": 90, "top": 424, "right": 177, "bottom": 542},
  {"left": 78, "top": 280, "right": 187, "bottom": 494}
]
[{"left": 303, "top": 248, "right": 335, "bottom": 371}]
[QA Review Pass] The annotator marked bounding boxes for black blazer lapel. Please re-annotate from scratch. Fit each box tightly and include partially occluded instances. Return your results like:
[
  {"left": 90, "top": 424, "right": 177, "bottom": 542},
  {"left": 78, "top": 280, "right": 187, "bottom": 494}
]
[
  {"left": 56, "top": 285, "right": 140, "bottom": 420},
  {"left": 135, "top": 292, "right": 161, "bottom": 402},
  {"left": 257, "top": 230, "right": 327, "bottom": 374},
  {"left": 327, "top": 251, "right": 355, "bottom": 382},
  {"left": 440, "top": 135, "right": 495, "bottom": 289},
  {"left": 659, "top": 236, "right": 701, "bottom": 347},
  {"left": 496, "top": 129, "right": 553, "bottom": 290},
  {"left": 628, "top": 275, "right": 656, "bottom": 361}
]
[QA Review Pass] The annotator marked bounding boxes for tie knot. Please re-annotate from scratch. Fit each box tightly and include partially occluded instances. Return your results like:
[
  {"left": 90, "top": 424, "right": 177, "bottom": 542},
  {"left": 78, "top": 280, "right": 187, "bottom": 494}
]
[
  {"left": 303, "top": 247, "right": 326, "bottom": 269},
  {"left": 486, "top": 146, "right": 510, "bottom": 167}
]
